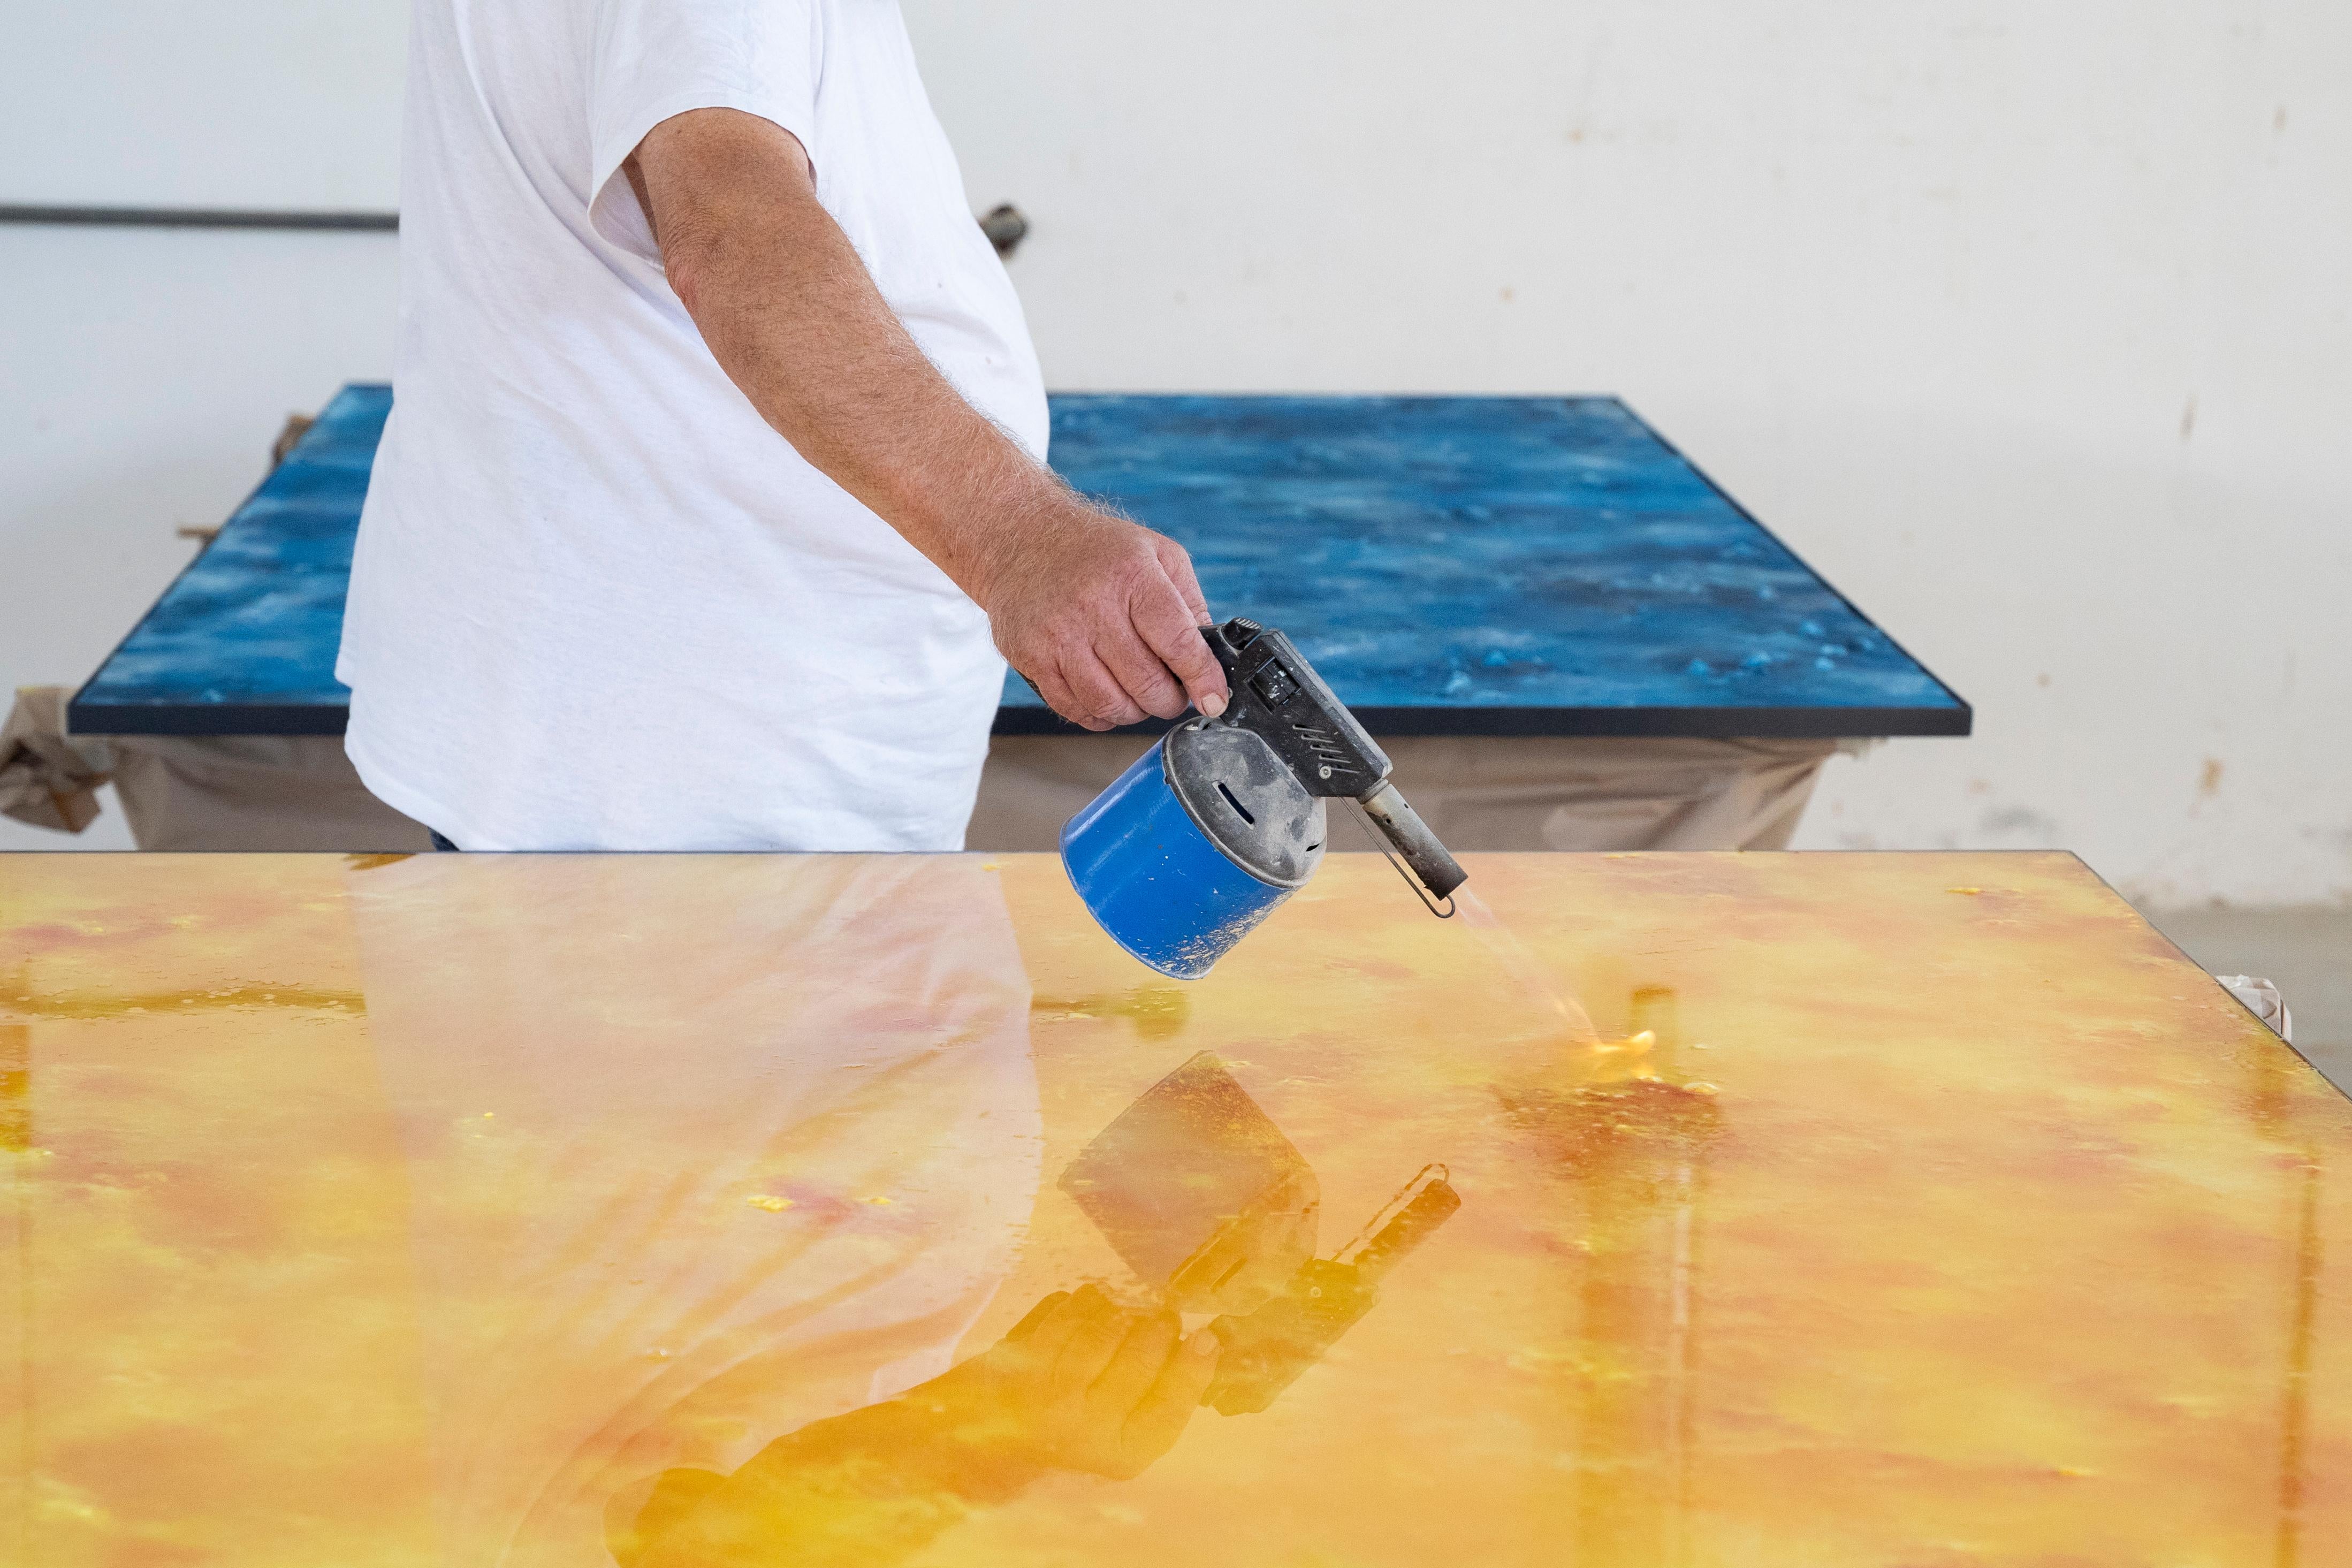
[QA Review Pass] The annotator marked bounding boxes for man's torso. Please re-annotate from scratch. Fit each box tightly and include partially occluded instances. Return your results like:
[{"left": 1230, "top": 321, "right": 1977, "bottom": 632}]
[{"left": 338, "top": 0, "right": 1046, "bottom": 851}]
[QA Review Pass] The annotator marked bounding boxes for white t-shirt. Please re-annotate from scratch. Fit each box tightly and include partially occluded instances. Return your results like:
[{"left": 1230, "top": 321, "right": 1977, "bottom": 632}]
[{"left": 338, "top": 0, "right": 1046, "bottom": 850}]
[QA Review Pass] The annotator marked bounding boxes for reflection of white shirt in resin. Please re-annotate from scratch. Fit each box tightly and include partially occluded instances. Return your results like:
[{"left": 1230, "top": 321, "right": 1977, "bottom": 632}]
[{"left": 344, "top": 856, "right": 1039, "bottom": 1566}]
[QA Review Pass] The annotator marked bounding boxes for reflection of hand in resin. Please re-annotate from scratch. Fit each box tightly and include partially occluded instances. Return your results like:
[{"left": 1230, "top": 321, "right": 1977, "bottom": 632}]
[
  {"left": 610, "top": 1285, "right": 1220, "bottom": 1568},
  {"left": 1203, "top": 1167, "right": 1460, "bottom": 1415},
  {"left": 939, "top": 1284, "right": 1225, "bottom": 1478}
]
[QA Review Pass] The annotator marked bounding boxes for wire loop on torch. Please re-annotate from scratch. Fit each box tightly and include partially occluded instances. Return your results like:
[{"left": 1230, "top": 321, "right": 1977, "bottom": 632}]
[{"left": 1345, "top": 798, "right": 1457, "bottom": 918}]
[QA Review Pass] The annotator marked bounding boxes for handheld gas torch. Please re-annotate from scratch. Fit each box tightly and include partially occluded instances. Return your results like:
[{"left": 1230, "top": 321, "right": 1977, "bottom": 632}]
[{"left": 1059, "top": 618, "right": 1468, "bottom": 979}]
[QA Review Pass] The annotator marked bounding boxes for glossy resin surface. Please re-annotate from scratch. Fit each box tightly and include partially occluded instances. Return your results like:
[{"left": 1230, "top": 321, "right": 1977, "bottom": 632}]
[
  {"left": 68, "top": 389, "right": 1965, "bottom": 739},
  {"left": 4, "top": 851, "right": 2340, "bottom": 1566}
]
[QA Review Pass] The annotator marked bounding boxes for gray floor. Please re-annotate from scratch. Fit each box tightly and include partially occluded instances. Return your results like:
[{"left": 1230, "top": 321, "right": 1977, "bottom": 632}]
[{"left": 2137, "top": 905, "right": 2352, "bottom": 1095}]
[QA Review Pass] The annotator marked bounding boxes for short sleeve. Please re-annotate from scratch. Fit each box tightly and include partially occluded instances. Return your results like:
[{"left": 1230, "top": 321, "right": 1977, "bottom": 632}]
[{"left": 586, "top": 0, "right": 823, "bottom": 257}]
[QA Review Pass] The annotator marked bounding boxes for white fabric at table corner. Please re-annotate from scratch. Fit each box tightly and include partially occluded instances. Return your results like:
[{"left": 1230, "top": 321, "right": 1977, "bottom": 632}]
[
  {"left": 2214, "top": 975, "right": 2294, "bottom": 1044},
  {"left": 338, "top": 0, "right": 1045, "bottom": 851}
]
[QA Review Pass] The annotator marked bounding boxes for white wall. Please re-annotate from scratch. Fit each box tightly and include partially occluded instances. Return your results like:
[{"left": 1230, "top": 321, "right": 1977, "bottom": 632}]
[
  {"left": 904, "top": 0, "right": 2352, "bottom": 907},
  {"left": 0, "top": 2, "right": 404, "bottom": 208},
  {"left": 0, "top": 0, "right": 407, "bottom": 852},
  {"left": 4, "top": 1, "right": 2346, "bottom": 904},
  {"left": 0, "top": 225, "right": 401, "bottom": 852}
]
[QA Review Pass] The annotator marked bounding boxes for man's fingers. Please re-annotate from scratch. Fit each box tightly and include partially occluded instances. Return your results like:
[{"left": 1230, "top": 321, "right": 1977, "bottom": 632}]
[
  {"left": 1151, "top": 534, "right": 1212, "bottom": 625},
  {"left": 1017, "top": 1285, "right": 1097, "bottom": 1375},
  {"left": 1005, "top": 1291, "right": 1071, "bottom": 1344},
  {"left": 1048, "top": 1296, "right": 1137, "bottom": 1406},
  {"left": 1133, "top": 578, "right": 1230, "bottom": 718},
  {"left": 1036, "top": 650, "right": 1112, "bottom": 733},
  {"left": 1096, "top": 616, "right": 1190, "bottom": 722},
  {"left": 1087, "top": 1311, "right": 1178, "bottom": 1418},
  {"left": 1018, "top": 658, "right": 1089, "bottom": 731},
  {"left": 1060, "top": 646, "right": 1146, "bottom": 731},
  {"left": 1125, "top": 1326, "right": 1222, "bottom": 1462}
]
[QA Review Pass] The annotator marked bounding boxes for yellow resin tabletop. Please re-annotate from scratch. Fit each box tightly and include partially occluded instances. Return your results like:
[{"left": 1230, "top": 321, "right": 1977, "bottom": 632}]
[{"left": 4, "top": 850, "right": 2348, "bottom": 1567}]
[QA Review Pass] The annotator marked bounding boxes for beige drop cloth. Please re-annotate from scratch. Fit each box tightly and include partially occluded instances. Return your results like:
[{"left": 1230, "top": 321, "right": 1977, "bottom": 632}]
[
  {"left": 7, "top": 687, "right": 1837, "bottom": 854},
  {"left": 1, "top": 687, "right": 109, "bottom": 833},
  {"left": 967, "top": 734, "right": 1842, "bottom": 853},
  {"left": 2, "top": 687, "right": 433, "bottom": 852},
  {"left": 103, "top": 733, "right": 437, "bottom": 851}
]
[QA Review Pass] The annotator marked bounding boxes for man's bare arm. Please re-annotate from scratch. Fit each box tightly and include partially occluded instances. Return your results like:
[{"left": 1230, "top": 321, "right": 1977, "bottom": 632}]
[{"left": 623, "top": 108, "right": 1226, "bottom": 730}]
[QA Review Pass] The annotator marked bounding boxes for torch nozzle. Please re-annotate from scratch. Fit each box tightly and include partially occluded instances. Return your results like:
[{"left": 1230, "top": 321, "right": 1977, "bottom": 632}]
[{"left": 1353, "top": 782, "right": 1468, "bottom": 914}]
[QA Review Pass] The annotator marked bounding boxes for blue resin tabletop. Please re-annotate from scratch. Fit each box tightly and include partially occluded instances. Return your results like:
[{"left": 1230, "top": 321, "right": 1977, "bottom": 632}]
[{"left": 70, "top": 386, "right": 1967, "bottom": 739}]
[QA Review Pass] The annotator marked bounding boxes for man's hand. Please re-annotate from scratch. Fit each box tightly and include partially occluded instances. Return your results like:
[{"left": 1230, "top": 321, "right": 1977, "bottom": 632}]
[
  {"left": 624, "top": 109, "right": 1229, "bottom": 731},
  {"left": 934, "top": 1284, "right": 1222, "bottom": 1480},
  {"left": 612, "top": 1286, "right": 1221, "bottom": 1568},
  {"left": 978, "top": 508, "right": 1228, "bottom": 729}
]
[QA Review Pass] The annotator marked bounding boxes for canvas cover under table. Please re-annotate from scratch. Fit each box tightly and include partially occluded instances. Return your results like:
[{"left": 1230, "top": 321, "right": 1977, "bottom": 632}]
[{"left": 9, "top": 688, "right": 1838, "bottom": 852}]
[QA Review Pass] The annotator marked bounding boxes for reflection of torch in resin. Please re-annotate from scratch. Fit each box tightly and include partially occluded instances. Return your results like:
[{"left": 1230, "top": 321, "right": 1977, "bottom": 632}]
[
  {"left": 1202, "top": 1164, "right": 1461, "bottom": 1415},
  {"left": 1057, "top": 1051, "right": 1321, "bottom": 1315},
  {"left": 1502, "top": 985, "right": 1722, "bottom": 1566},
  {"left": 2241, "top": 1031, "right": 2327, "bottom": 1568},
  {"left": 1058, "top": 1052, "right": 1460, "bottom": 1412}
]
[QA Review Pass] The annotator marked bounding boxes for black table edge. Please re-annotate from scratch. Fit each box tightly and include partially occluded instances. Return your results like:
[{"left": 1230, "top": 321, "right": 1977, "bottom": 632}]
[
  {"left": 992, "top": 702, "right": 1972, "bottom": 740},
  {"left": 66, "top": 702, "right": 356, "bottom": 738}
]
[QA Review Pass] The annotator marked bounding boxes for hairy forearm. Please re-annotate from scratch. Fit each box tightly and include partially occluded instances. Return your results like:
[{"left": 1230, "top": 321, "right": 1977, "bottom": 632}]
[
  {"left": 623, "top": 108, "right": 1228, "bottom": 729},
  {"left": 630, "top": 1386, "right": 1036, "bottom": 1568},
  {"left": 628, "top": 114, "right": 1066, "bottom": 603}
]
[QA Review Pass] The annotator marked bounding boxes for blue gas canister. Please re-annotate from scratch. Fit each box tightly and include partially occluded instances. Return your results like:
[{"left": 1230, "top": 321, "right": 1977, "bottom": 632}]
[{"left": 1059, "top": 618, "right": 1468, "bottom": 980}]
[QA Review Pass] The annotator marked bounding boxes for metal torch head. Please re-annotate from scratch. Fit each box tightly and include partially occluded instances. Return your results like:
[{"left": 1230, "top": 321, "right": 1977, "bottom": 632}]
[{"left": 1200, "top": 619, "right": 1467, "bottom": 913}]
